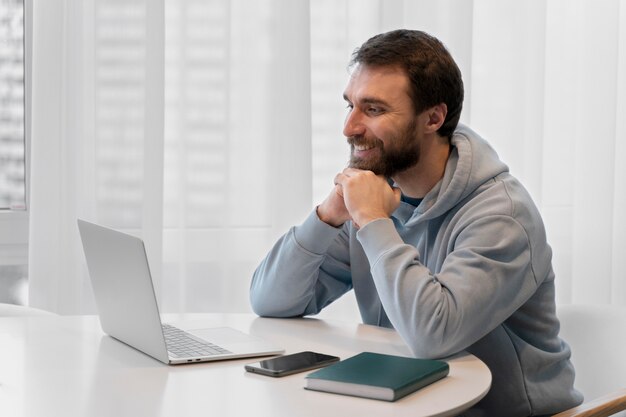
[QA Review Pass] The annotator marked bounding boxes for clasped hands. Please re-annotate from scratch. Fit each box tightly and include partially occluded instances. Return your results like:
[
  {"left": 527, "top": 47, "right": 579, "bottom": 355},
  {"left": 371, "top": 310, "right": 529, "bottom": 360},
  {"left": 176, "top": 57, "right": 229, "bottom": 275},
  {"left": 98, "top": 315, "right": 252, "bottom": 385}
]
[{"left": 317, "top": 168, "right": 401, "bottom": 228}]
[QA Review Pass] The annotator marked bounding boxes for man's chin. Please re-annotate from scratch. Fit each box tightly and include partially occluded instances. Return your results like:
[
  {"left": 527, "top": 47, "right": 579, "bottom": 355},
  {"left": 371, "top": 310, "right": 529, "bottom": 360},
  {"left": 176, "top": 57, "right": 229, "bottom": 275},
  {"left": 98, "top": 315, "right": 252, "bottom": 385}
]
[{"left": 348, "top": 159, "right": 385, "bottom": 176}]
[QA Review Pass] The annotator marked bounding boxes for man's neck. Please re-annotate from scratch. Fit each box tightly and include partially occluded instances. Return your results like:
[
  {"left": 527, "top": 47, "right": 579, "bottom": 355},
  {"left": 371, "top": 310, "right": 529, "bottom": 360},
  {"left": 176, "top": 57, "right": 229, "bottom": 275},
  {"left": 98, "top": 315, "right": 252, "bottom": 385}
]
[{"left": 392, "top": 134, "right": 451, "bottom": 199}]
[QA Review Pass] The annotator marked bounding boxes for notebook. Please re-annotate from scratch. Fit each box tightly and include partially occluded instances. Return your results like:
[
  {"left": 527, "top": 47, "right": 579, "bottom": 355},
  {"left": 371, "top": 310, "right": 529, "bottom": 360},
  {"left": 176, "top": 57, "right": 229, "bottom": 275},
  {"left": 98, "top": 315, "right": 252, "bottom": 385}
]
[
  {"left": 77, "top": 219, "right": 284, "bottom": 365},
  {"left": 305, "top": 352, "right": 449, "bottom": 401}
]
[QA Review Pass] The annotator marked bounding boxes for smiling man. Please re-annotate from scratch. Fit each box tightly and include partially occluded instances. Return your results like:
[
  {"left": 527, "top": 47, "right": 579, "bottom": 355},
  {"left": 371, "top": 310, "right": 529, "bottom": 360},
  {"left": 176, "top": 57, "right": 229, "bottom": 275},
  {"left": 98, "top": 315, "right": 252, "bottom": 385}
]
[{"left": 250, "top": 30, "right": 582, "bottom": 416}]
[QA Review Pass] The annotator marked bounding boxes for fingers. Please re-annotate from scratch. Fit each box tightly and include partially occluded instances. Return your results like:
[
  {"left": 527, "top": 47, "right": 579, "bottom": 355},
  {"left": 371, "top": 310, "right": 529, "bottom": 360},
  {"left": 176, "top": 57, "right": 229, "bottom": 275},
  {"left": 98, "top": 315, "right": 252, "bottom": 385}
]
[
  {"left": 341, "top": 167, "right": 373, "bottom": 177},
  {"left": 338, "top": 168, "right": 376, "bottom": 178},
  {"left": 335, "top": 168, "right": 366, "bottom": 183},
  {"left": 334, "top": 183, "right": 344, "bottom": 197},
  {"left": 334, "top": 168, "right": 376, "bottom": 187}
]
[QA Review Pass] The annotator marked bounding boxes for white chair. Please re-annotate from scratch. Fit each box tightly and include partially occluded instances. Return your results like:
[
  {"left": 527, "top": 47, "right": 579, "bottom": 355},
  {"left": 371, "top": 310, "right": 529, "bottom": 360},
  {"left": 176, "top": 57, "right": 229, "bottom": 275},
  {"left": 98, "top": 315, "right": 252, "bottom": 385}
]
[
  {"left": 0, "top": 302, "right": 55, "bottom": 317},
  {"left": 553, "top": 304, "right": 626, "bottom": 417}
]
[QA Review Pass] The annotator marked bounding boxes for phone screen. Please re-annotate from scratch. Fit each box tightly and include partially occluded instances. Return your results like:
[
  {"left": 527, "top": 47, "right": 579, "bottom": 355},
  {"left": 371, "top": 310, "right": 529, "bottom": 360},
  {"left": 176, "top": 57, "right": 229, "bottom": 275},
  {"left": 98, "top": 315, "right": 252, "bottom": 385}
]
[{"left": 244, "top": 351, "right": 339, "bottom": 377}]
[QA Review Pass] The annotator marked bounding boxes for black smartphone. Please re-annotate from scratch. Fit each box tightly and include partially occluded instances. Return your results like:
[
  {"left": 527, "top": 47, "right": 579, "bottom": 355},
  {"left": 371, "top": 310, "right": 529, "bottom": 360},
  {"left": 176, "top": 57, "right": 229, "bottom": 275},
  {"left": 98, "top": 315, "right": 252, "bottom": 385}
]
[{"left": 244, "top": 351, "right": 340, "bottom": 377}]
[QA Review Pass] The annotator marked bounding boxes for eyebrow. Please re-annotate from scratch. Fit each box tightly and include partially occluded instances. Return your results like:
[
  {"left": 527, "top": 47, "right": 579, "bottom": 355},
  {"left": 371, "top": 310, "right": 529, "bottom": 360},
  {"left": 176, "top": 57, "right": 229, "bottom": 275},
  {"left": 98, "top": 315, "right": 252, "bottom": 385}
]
[{"left": 342, "top": 93, "right": 391, "bottom": 108}]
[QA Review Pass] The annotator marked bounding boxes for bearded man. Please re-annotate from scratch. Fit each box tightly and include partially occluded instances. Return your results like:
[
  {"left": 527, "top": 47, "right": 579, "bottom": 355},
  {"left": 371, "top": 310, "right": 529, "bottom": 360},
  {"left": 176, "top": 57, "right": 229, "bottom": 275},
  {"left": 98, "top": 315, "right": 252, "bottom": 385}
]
[{"left": 250, "top": 29, "right": 582, "bottom": 417}]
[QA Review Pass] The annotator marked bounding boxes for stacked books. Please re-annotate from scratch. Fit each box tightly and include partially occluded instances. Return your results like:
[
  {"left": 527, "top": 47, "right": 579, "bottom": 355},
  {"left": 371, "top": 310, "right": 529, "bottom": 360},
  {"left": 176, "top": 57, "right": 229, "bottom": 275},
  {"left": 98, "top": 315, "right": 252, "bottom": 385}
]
[{"left": 304, "top": 352, "right": 449, "bottom": 402}]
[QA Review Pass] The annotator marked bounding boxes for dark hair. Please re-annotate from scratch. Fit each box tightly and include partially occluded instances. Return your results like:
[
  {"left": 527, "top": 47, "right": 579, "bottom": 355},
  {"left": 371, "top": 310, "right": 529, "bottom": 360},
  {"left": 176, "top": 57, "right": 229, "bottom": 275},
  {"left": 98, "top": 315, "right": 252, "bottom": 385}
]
[{"left": 350, "top": 29, "right": 464, "bottom": 139}]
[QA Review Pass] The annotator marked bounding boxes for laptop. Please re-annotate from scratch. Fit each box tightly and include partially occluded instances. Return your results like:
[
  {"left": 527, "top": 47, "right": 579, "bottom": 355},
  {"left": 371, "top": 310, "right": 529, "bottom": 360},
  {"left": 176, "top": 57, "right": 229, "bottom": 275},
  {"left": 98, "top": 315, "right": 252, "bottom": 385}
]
[{"left": 77, "top": 219, "right": 284, "bottom": 365}]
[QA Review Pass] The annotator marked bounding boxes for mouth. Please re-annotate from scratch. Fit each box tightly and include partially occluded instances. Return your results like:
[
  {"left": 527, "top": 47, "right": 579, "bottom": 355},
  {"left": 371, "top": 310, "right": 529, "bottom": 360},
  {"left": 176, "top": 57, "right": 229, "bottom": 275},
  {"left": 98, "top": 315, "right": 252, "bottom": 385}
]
[
  {"left": 351, "top": 143, "right": 380, "bottom": 163},
  {"left": 348, "top": 136, "right": 384, "bottom": 167},
  {"left": 348, "top": 137, "right": 385, "bottom": 173},
  {"left": 353, "top": 144, "right": 376, "bottom": 152}
]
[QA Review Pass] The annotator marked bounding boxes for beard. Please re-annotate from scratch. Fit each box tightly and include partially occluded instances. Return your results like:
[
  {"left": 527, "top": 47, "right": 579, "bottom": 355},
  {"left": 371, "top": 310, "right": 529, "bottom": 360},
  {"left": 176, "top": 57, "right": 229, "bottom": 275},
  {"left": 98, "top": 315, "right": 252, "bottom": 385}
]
[{"left": 347, "top": 119, "right": 420, "bottom": 178}]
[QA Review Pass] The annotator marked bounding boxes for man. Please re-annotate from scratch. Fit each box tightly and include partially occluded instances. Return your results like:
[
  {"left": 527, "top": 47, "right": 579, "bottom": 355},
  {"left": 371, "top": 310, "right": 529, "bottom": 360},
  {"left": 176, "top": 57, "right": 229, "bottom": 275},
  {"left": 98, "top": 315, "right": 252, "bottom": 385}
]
[{"left": 250, "top": 29, "right": 582, "bottom": 416}]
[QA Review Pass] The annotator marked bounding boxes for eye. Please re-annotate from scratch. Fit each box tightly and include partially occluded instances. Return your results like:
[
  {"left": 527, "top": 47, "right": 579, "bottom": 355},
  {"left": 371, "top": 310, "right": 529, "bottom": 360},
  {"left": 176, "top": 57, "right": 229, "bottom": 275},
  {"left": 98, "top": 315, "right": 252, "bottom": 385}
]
[{"left": 366, "top": 106, "right": 382, "bottom": 115}]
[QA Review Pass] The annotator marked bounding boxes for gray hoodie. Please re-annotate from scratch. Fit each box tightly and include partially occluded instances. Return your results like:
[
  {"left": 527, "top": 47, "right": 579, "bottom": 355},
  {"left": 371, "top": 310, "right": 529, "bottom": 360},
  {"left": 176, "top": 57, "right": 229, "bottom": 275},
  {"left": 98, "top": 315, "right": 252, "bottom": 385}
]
[{"left": 250, "top": 124, "right": 582, "bottom": 416}]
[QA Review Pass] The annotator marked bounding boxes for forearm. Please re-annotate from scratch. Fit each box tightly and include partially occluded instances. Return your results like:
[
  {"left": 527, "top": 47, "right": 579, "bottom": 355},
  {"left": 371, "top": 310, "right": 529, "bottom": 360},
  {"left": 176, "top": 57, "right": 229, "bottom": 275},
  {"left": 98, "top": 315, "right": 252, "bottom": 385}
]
[
  {"left": 250, "top": 210, "right": 351, "bottom": 317},
  {"left": 357, "top": 217, "right": 537, "bottom": 358}
]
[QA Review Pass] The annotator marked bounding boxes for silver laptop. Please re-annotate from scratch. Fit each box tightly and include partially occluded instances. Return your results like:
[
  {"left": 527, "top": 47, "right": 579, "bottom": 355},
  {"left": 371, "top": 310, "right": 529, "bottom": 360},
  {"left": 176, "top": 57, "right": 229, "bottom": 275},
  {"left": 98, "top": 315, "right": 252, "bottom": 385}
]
[{"left": 77, "top": 219, "right": 284, "bottom": 365}]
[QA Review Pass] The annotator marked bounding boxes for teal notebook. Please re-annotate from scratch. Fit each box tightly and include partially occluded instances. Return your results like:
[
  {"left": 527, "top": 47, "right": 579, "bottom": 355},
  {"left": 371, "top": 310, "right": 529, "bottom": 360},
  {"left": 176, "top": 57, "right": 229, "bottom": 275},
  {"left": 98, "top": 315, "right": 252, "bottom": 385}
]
[{"left": 304, "top": 352, "right": 449, "bottom": 402}]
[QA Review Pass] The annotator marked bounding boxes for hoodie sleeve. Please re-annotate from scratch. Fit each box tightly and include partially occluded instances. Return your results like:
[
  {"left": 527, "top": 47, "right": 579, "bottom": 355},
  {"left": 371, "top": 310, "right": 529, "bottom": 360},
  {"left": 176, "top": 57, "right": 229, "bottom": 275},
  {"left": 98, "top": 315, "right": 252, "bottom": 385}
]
[
  {"left": 249, "top": 209, "right": 353, "bottom": 317},
  {"left": 357, "top": 215, "right": 539, "bottom": 359}
]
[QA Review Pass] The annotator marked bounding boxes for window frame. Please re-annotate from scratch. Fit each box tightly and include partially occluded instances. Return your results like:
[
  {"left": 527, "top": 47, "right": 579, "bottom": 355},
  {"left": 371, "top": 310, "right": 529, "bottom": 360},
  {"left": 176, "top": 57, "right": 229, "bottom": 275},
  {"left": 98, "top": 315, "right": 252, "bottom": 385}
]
[{"left": 0, "top": 0, "right": 30, "bottom": 267}]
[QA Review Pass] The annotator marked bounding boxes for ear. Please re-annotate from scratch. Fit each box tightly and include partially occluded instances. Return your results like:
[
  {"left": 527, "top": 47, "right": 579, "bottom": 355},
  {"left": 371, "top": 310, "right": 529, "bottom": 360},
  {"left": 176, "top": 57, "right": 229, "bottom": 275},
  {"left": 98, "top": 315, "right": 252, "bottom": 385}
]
[{"left": 423, "top": 103, "right": 448, "bottom": 134}]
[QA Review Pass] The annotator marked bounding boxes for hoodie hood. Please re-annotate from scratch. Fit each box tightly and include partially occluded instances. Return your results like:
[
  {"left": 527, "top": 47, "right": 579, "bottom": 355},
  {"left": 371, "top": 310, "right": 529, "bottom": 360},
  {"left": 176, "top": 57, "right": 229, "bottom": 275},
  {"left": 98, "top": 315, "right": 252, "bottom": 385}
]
[{"left": 394, "top": 124, "right": 509, "bottom": 226}]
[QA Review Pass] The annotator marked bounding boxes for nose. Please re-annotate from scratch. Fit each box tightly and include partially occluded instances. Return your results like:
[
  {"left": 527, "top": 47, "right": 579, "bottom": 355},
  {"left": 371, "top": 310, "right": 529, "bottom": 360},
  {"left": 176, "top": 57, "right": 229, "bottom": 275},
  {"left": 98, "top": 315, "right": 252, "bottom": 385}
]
[{"left": 343, "top": 108, "right": 366, "bottom": 138}]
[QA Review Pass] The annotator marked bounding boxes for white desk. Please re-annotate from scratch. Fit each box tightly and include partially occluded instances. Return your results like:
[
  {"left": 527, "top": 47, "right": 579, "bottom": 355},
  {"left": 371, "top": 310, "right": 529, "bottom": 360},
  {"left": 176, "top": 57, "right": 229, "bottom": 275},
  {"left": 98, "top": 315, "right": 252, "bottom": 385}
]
[{"left": 0, "top": 314, "right": 491, "bottom": 417}]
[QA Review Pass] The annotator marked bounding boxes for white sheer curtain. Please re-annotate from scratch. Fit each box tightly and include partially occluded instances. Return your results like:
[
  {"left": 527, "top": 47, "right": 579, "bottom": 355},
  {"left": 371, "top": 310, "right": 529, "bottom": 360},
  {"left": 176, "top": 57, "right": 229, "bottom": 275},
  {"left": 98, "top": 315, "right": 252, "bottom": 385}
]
[
  {"left": 28, "top": 0, "right": 626, "bottom": 316},
  {"left": 29, "top": 0, "right": 168, "bottom": 314},
  {"left": 29, "top": 0, "right": 312, "bottom": 314}
]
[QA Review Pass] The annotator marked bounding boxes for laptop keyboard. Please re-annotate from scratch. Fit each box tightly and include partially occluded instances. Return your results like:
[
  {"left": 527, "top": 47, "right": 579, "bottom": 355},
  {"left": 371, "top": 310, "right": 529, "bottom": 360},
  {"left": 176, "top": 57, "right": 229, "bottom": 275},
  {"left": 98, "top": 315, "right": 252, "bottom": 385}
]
[{"left": 162, "top": 324, "right": 232, "bottom": 358}]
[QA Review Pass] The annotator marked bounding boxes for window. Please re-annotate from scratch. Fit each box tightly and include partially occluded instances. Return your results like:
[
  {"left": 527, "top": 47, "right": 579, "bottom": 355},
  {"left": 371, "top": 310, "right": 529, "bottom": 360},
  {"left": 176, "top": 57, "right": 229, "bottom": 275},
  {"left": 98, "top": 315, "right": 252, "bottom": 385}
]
[
  {"left": 0, "top": 0, "right": 25, "bottom": 210},
  {"left": 0, "top": 0, "right": 27, "bottom": 305}
]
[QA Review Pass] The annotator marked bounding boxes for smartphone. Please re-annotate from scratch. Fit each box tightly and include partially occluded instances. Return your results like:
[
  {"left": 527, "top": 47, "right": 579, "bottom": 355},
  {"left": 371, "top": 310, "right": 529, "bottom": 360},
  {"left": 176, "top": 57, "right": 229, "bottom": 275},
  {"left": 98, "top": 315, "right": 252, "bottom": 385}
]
[{"left": 244, "top": 351, "right": 340, "bottom": 377}]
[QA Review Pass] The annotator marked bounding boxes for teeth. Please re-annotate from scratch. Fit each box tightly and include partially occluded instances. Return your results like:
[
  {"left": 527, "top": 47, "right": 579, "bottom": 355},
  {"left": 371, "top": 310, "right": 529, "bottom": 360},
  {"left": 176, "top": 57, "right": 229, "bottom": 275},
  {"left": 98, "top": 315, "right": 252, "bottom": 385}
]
[{"left": 355, "top": 145, "right": 374, "bottom": 151}]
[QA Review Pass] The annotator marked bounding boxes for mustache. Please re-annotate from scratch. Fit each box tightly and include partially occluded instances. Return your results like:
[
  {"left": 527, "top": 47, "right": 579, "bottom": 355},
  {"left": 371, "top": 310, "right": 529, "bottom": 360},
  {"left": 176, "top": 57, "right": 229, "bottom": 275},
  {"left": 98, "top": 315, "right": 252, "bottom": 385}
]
[
  {"left": 346, "top": 135, "right": 362, "bottom": 146},
  {"left": 346, "top": 135, "right": 381, "bottom": 148}
]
